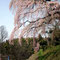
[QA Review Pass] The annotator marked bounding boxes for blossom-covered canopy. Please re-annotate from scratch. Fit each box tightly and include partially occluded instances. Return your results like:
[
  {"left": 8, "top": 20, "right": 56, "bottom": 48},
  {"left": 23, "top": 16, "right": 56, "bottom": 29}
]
[{"left": 9, "top": 0, "right": 60, "bottom": 44}]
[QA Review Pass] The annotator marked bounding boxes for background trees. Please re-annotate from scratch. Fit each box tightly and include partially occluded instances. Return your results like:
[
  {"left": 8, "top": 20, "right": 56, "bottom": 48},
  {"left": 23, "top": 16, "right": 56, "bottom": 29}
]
[
  {"left": 0, "top": 25, "right": 8, "bottom": 60},
  {"left": 0, "top": 25, "right": 8, "bottom": 43},
  {"left": 1, "top": 38, "right": 34, "bottom": 60}
]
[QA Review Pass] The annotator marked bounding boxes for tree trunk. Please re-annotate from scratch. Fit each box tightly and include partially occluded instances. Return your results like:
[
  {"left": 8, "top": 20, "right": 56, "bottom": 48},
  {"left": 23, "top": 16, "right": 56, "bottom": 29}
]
[{"left": 33, "top": 37, "right": 36, "bottom": 48}]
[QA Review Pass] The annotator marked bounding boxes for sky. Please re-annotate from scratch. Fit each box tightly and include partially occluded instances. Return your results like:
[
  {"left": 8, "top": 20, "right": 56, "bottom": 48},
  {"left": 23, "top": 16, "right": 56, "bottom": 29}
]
[
  {"left": 0, "top": 0, "right": 60, "bottom": 38},
  {"left": 0, "top": 0, "right": 14, "bottom": 37}
]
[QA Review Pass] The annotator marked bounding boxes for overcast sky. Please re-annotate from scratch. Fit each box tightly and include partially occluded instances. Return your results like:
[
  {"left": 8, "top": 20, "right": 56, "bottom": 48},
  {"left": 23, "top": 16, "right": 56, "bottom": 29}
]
[{"left": 0, "top": 0, "right": 60, "bottom": 38}]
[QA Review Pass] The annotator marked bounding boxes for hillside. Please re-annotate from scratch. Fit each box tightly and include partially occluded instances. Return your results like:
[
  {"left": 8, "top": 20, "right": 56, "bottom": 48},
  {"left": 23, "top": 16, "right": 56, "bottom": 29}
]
[{"left": 27, "top": 45, "right": 60, "bottom": 60}]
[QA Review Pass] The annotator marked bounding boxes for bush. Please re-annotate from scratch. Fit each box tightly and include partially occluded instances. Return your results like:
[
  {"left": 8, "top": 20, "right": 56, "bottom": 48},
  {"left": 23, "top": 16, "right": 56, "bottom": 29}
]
[{"left": 1, "top": 38, "right": 34, "bottom": 60}]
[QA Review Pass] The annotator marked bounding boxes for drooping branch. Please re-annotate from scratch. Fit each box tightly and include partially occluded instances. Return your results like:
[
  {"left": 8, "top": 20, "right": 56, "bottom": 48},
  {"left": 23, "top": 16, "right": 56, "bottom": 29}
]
[{"left": 9, "top": 0, "right": 60, "bottom": 44}]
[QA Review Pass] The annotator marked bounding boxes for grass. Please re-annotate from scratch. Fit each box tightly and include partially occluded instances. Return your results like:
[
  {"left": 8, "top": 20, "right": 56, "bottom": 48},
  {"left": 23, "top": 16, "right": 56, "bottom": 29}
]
[
  {"left": 38, "top": 45, "right": 60, "bottom": 60},
  {"left": 27, "top": 45, "right": 60, "bottom": 60}
]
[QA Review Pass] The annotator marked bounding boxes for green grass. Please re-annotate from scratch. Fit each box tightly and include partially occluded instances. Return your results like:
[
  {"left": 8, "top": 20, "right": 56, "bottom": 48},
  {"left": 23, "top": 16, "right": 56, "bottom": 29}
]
[
  {"left": 38, "top": 45, "right": 60, "bottom": 60},
  {"left": 27, "top": 45, "right": 60, "bottom": 60}
]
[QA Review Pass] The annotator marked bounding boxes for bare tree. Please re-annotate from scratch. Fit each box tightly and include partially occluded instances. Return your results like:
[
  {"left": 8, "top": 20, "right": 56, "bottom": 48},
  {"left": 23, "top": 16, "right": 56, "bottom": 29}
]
[
  {"left": 0, "top": 26, "right": 8, "bottom": 43},
  {"left": 9, "top": 0, "right": 60, "bottom": 46}
]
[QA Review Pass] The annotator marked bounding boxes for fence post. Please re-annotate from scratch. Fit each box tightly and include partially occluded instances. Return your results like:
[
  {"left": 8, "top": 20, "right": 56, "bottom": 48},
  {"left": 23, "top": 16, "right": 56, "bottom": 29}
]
[{"left": 8, "top": 56, "right": 9, "bottom": 60}]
